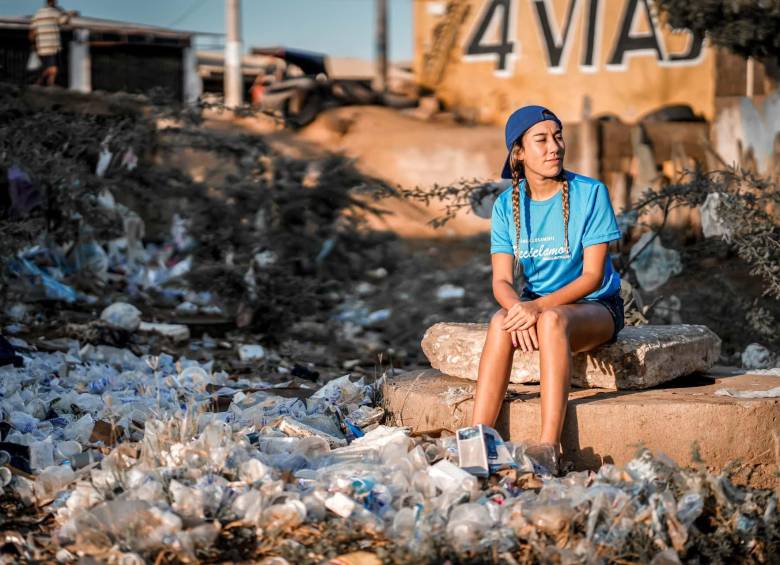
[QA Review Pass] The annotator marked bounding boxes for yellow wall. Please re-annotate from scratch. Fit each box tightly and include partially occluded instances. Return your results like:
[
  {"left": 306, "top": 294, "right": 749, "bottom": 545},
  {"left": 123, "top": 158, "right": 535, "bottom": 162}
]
[{"left": 414, "top": 0, "right": 716, "bottom": 124}]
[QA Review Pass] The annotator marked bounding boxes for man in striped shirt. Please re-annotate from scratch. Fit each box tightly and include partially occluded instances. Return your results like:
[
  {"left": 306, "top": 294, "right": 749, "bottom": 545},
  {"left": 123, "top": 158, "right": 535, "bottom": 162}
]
[{"left": 29, "top": 0, "right": 75, "bottom": 86}]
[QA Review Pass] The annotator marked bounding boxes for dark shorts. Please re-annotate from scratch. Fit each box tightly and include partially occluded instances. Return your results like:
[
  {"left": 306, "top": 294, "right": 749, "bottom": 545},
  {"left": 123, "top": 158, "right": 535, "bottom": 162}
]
[
  {"left": 520, "top": 287, "right": 625, "bottom": 344},
  {"left": 40, "top": 53, "right": 60, "bottom": 69}
]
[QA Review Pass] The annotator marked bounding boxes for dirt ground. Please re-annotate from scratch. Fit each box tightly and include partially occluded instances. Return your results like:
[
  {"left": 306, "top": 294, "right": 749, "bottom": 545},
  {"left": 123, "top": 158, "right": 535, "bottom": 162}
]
[
  {"left": 3, "top": 87, "right": 777, "bottom": 382},
  {"left": 207, "top": 105, "right": 505, "bottom": 238},
  {"left": 202, "top": 105, "right": 780, "bottom": 366}
]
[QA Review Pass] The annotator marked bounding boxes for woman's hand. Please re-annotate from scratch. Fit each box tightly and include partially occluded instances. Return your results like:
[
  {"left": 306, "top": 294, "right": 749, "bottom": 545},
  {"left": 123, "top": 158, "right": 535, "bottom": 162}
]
[
  {"left": 503, "top": 300, "right": 543, "bottom": 332},
  {"left": 511, "top": 325, "right": 539, "bottom": 351}
]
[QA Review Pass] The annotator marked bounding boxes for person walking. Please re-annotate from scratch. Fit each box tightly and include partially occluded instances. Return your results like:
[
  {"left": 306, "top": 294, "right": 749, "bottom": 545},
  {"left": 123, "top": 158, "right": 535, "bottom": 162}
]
[
  {"left": 471, "top": 105, "right": 624, "bottom": 475},
  {"left": 29, "top": 0, "right": 75, "bottom": 87}
]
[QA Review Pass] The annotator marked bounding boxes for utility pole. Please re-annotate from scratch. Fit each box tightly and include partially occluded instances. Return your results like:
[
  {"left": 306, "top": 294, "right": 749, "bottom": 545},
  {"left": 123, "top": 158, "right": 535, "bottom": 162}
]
[
  {"left": 746, "top": 56, "right": 755, "bottom": 98},
  {"left": 374, "top": 0, "right": 388, "bottom": 93},
  {"left": 225, "top": 0, "right": 243, "bottom": 107}
]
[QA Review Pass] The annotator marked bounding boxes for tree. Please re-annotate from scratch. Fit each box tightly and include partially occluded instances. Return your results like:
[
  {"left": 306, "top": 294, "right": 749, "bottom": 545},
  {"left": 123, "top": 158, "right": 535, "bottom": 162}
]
[{"left": 655, "top": 0, "right": 780, "bottom": 61}]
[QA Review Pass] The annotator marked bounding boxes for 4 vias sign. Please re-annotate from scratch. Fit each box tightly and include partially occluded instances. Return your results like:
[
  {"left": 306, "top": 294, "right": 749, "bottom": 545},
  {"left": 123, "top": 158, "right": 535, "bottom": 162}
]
[{"left": 463, "top": 0, "right": 704, "bottom": 76}]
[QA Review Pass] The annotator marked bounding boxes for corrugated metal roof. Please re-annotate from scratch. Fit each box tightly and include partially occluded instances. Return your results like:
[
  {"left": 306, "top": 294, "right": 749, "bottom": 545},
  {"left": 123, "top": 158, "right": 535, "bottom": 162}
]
[{"left": 0, "top": 14, "right": 219, "bottom": 38}]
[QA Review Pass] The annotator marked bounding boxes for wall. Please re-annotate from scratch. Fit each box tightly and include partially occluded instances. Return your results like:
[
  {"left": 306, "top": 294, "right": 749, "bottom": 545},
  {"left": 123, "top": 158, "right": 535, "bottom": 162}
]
[
  {"left": 414, "top": 0, "right": 716, "bottom": 124},
  {"left": 714, "top": 93, "right": 780, "bottom": 177}
]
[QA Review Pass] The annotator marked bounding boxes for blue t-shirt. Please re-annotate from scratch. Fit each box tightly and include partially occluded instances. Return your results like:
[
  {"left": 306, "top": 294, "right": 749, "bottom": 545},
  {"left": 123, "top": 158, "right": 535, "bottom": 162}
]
[{"left": 490, "top": 170, "right": 621, "bottom": 299}]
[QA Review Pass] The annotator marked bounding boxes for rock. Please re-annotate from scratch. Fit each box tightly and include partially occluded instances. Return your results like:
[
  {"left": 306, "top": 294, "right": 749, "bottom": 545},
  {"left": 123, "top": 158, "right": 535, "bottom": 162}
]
[
  {"left": 741, "top": 343, "right": 775, "bottom": 370},
  {"left": 381, "top": 368, "right": 779, "bottom": 489},
  {"left": 420, "top": 322, "right": 721, "bottom": 389},
  {"left": 629, "top": 231, "right": 682, "bottom": 292},
  {"left": 100, "top": 302, "right": 141, "bottom": 332}
]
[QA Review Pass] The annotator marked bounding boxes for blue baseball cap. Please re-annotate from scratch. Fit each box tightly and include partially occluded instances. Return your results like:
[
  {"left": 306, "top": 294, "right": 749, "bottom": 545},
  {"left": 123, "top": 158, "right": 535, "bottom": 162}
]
[{"left": 500, "top": 105, "right": 563, "bottom": 179}]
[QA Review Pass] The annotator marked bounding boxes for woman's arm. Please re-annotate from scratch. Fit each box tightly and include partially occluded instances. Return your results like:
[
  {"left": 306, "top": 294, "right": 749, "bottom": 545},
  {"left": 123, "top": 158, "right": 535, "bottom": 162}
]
[
  {"left": 491, "top": 253, "right": 521, "bottom": 310},
  {"left": 501, "top": 242, "right": 608, "bottom": 332},
  {"left": 535, "top": 242, "right": 608, "bottom": 309},
  {"left": 493, "top": 252, "right": 539, "bottom": 349}
]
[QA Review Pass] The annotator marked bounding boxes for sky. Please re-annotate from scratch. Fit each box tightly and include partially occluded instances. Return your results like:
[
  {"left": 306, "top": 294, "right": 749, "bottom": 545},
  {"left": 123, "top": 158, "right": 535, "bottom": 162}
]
[{"left": 3, "top": 0, "right": 414, "bottom": 61}]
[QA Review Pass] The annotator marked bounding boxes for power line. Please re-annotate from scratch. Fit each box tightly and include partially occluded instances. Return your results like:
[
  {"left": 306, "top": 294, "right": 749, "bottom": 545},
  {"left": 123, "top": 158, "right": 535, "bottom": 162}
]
[{"left": 168, "top": 0, "right": 210, "bottom": 27}]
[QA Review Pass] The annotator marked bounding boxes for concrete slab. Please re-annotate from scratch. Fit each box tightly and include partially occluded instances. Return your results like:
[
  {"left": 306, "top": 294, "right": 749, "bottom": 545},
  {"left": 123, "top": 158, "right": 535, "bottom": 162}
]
[
  {"left": 421, "top": 322, "right": 721, "bottom": 389},
  {"left": 382, "top": 367, "right": 779, "bottom": 489}
]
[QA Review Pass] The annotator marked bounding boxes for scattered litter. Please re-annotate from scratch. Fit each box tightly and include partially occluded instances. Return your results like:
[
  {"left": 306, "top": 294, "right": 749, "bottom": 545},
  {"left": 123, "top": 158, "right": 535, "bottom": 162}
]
[
  {"left": 238, "top": 344, "right": 266, "bottom": 362},
  {"left": 652, "top": 294, "right": 682, "bottom": 324},
  {"left": 0, "top": 335, "right": 23, "bottom": 367},
  {"left": 325, "top": 492, "right": 356, "bottom": 518},
  {"left": 95, "top": 145, "right": 112, "bottom": 177},
  {"left": 365, "top": 308, "right": 391, "bottom": 327},
  {"left": 700, "top": 192, "right": 732, "bottom": 239},
  {"left": 137, "top": 322, "right": 191, "bottom": 342},
  {"left": 436, "top": 283, "right": 465, "bottom": 301},
  {"left": 290, "top": 364, "right": 320, "bottom": 381},
  {"left": 629, "top": 231, "right": 683, "bottom": 291},
  {"left": 100, "top": 302, "right": 142, "bottom": 332},
  {"left": 120, "top": 147, "right": 138, "bottom": 171},
  {"left": 715, "top": 386, "right": 780, "bottom": 399},
  {"left": 428, "top": 458, "right": 477, "bottom": 492},
  {"left": 355, "top": 281, "right": 376, "bottom": 296},
  {"left": 468, "top": 182, "right": 501, "bottom": 219},
  {"left": 743, "top": 366, "right": 780, "bottom": 376},
  {"left": 7, "top": 165, "right": 44, "bottom": 219},
  {"left": 6, "top": 256, "right": 79, "bottom": 303},
  {"left": 456, "top": 425, "right": 516, "bottom": 477},
  {"left": 741, "top": 343, "right": 776, "bottom": 370}
]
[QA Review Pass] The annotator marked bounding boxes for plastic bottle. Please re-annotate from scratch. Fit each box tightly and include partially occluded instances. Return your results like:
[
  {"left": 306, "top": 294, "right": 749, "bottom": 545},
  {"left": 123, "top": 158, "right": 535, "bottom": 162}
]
[{"left": 29, "top": 439, "right": 55, "bottom": 471}]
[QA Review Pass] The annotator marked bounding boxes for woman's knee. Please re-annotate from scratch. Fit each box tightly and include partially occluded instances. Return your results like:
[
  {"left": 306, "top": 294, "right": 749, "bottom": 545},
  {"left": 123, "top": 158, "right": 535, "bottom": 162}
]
[
  {"left": 537, "top": 308, "right": 569, "bottom": 335},
  {"left": 489, "top": 308, "right": 508, "bottom": 330}
]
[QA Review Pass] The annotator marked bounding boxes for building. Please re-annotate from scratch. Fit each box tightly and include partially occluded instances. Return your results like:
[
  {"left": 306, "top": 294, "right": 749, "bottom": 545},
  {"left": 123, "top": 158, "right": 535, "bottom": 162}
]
[
  {"left": 413, "top": 0, "right": 780, "bottom": 194},
  {"left": 413, "top": 0, "right": 776, "bottom": 125},
  {"left": 0, "top": 14, "right": 203, "bottom": 103}
]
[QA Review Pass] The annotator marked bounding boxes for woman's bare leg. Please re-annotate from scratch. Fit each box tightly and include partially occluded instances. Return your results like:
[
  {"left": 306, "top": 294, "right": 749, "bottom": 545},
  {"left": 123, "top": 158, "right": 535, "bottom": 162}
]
[
  {"left": 536, "top": 304, "right": 614, "bottom": 444},
  {"left": 471, "top": 309, "right": 515, "bottom": 426}
]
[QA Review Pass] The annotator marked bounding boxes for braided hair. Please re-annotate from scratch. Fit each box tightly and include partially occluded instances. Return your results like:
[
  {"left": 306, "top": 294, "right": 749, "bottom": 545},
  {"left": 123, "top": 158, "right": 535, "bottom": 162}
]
[{"left": 509, "top": 141, "right": 570, "bottom": 278}]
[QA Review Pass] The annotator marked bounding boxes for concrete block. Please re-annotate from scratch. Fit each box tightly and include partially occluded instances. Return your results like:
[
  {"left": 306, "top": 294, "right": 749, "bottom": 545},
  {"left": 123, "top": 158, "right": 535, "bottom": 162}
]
[
  {"left": 421, "top": 323, "right": 721, "bottom": 390},
  {"left": 382, "top": 368, "right": 779, "bottom": 489}
]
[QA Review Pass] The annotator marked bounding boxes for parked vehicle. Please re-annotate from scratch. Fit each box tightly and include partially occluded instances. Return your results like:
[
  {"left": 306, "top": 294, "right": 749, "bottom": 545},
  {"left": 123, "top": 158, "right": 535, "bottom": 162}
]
[{"left": 250, "top": 47, "right": 415, "bottom": 128}]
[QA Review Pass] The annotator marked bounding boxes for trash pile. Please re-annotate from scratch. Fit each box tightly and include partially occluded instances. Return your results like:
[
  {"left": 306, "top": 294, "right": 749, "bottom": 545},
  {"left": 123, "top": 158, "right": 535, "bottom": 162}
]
[
  {"left": 1, "top": 86, "right": 778, "bottom": 563},
  {"left": 0, "top": 344, "right": 777, "bottom": 563}
]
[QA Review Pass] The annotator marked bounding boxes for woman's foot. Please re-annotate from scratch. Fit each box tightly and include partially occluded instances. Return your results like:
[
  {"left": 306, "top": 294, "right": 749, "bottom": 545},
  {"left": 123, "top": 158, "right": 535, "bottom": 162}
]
[{"left": 525, "top": 441, "right": 562, "bottom": 476}]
